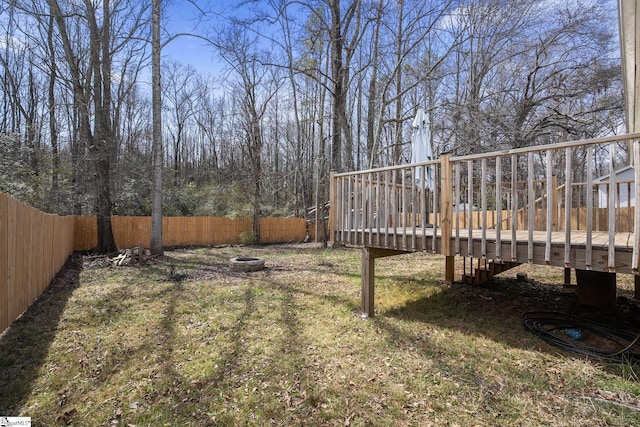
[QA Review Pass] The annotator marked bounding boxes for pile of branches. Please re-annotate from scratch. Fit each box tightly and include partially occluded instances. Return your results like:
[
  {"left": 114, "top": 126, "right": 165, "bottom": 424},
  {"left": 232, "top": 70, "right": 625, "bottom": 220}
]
[{"left": 84, "top": 245, "right": 148, "bottom": 268}]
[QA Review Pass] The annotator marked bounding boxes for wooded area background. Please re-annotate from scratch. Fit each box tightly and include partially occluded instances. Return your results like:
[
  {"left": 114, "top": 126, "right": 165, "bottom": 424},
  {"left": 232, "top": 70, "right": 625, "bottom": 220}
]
[{"left": 0, "top": 0, "right": 625, "bottom": 246}]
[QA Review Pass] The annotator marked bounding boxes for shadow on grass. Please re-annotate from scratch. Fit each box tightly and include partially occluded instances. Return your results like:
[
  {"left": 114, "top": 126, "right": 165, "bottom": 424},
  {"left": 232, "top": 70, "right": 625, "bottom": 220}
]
[
  {"left": 381, "top": 277, "right": 640, "bottom": 360},
  {"left": 123, "top": 272, "right": 317, "bottom": 424},
  {"left": 380, "top": 281, "right": 532, "bottom": 348},
  {"left": 0, "top": 255, "right": 82, "bottom": 415}
]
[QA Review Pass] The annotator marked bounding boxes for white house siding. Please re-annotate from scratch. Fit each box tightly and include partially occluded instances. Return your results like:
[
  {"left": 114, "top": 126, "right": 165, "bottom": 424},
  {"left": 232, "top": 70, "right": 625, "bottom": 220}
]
[{"left": 595, "top": 166, "right": 636, "bottom": 207}]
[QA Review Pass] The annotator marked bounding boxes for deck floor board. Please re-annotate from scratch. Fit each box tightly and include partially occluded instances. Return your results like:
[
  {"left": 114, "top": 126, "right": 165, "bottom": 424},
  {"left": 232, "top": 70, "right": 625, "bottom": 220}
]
[
  {"left": 337, "top": 227, "right": 636, "bottom": 273},
  {"left": 346, "top": 228, "right": 633, "bottom": 249}
]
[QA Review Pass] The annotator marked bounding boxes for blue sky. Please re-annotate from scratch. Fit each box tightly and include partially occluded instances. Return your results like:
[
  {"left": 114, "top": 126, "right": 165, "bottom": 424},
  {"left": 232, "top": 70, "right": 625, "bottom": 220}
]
[
  {"left": 160, "top": 0, "right": 302, "bottom": 77},
  {"left": 161, "top": 0, "right": 229, "bottom": 75},
  {"left": 161, "top": 0, "right": 276, "bottom": 76}
]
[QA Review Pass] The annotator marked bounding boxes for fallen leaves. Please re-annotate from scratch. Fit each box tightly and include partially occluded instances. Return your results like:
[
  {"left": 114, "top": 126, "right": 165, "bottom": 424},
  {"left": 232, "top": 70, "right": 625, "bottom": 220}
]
[{"left": 3, "top": 247, "right": 640, "bottom": 427}]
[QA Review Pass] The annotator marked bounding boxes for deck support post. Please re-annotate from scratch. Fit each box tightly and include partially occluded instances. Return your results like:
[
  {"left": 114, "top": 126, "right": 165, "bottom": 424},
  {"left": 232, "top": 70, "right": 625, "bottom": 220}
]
[
  {"left": 361, "top": 247, "right": 410, "bottom": 317},
  {"left": 445, "top": 256, "right": 455, "bottom": 284},
  {"left": 575, "top": 269, "right": 616, "bottom": 307},
  {"left": 564, "top": 268, "right": 571, "bottom": 285},
  {"left": 362, "top": 247, "right": 375, "bottom": 317}
]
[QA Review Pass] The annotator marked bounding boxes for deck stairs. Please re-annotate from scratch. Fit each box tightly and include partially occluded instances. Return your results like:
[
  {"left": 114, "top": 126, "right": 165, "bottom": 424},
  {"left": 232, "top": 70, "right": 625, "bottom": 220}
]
[{"left": 461, "top": 259, "right": 521, "bottom": 285}]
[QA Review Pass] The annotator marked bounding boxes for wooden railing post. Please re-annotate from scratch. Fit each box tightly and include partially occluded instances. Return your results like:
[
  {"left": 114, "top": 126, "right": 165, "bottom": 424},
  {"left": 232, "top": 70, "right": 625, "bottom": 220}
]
[
  {"left": 329, "top": 171, "right": 337, "bottom": 244},
  {"left": 440, "top": 153, "right": 455, "bottom": 283},
  {"left": 551, "top": 175, "right": 558, "bottom": 231}
]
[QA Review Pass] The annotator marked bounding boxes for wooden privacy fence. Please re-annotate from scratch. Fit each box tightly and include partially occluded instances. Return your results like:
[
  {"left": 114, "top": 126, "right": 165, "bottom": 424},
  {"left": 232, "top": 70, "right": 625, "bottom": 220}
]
[
  {"left": 73, "top": 216, "right": 310, "bottom": 251},
  {"left": 0, "top": 192, "right": 75, "bottom": 334},
  {"left": 2, "top": 193, "right": 312, "bottom": 335},
  {"left": 427, "top": 206, "right": 634, "bottom": 233}
]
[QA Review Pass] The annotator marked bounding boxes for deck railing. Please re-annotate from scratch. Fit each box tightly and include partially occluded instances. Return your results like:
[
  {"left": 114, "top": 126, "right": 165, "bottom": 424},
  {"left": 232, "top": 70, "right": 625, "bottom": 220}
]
[
  {"left": 330, "top": 133, "right": 640, "bottom": 274},
  {"left": 330, "top": 159, "right": 442, "bottom": 252}
]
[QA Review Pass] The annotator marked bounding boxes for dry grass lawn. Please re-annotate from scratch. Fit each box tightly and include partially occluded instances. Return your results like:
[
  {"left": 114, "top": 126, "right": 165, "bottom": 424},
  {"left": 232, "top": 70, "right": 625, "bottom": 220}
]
[{"left": 1, "top": 244, "right": 639, "bottom": 426}]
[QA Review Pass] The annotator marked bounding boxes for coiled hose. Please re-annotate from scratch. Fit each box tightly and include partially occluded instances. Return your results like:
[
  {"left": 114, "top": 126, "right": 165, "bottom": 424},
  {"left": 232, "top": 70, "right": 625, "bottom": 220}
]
[{"left": 522, "top": 311, "right": 640, "bottom": 364}]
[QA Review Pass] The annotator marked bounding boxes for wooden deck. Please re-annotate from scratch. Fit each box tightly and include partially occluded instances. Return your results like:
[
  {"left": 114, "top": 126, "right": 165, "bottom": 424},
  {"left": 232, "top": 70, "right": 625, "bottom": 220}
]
[
  {"left": 329, "top": 133, "right": 640, "bottom": 316},
  {"left": 339, "top": 228, "right": 636, "bottom": 273}
]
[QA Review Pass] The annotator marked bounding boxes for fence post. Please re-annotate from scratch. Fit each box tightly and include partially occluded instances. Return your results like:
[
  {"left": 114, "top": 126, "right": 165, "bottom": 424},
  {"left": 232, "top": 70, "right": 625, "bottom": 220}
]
[{"left": 440, "top": 153, "right": 454, "bottom": 283}]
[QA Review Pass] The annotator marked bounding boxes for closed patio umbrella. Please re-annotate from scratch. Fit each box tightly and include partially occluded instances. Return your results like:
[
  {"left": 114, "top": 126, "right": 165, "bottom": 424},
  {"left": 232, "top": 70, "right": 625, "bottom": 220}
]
[{"left": 411, "top": 108, "right": 434, "bottom": 190}]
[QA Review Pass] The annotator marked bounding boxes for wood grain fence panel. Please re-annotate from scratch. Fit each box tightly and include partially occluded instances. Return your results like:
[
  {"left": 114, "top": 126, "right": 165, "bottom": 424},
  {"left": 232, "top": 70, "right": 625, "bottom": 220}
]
[
  {"left": 11, "top": 200, "right": 22, "bottom": 321},
  {"left": 188, "top": 218, "right": 197, "bottom": 245},
  {"left": 160, "top": 216, "right": 253, "bottom": 246},
  {"left": 185, "top": 217, "right": 197, "bottom": 244},
  {"left": 194, "top": 217, "right": 208, "bottom": 245},
  {"left": 179, "top": 217, "right": 192, "bottom": 245},
  {"left": 72, "top": 216, "right": 310, "bottom": 250},
  {"left": 13, "top": 198, "right": 27, "bottom": 322},
  {"left": 186, "top": 217, "right": 197, "bottom": 245},
  {"left": 127, "top": 216, "right": 144, "bottom": 248},
  {"left": 23, "top": 204, "right": 35, "bottom": 320},
  {"left": 74, "top": 216, "right": 97, "bottom": 251},
  {"left": 191, "top": 217, "right": 204, "bottom": 245},
  {"left": 184, "top": 218, "right": 196, "bottom": 245},
  {"left": 617, "top": 207, "right": 634, "bottom": 232},
  {"left": 228, "top": 218, "right": 252, "bottom": 244},
  {"left": 112, "top": 216, "right": 151, "bottom": 248},
  {"left": 259, "top": 218, "right": 307, "bottom": 243},
  {"left": 197, "top": 217, "right": 208, "bottom": 245},
  {"left": 39, "top": 210, "right": 49, "bottom": 293},
  {"left": 0, "top": 194, "right": 8, "bottom": 332},
  {"left": 218, "top": 217, "right": 250, "bottom": 244},
  {"left": 0, "top": 193, "right": 76, "bottom": 335},
  {"left": 57, "top": 216, "right": 74, "bottom": 269},
  {"left": 204, "top": 217, "right": 217, "bottom": 245},
  {"left": 51, "top": 215, "right": 60, "bottom": 282},
  {"left": 34, "top": 209, "right": 44, "bottom": 299},
  {"left": 199, "top": 217, "right": 209, "bottom": 245},
  {"left": 187, "top": 218, "right": 198, "bottom": 245},
  {"left": 43, "top": 215, "right": 52, "bottom": 288},
  {"left": 6, "top": 196, "right": 16, "bottom": 326},
  {"left": 162, "top": 216, "right": 175, "bottom": 247},
  {"left": 33, "top": 208, "right": 40, "bottom": 297}
]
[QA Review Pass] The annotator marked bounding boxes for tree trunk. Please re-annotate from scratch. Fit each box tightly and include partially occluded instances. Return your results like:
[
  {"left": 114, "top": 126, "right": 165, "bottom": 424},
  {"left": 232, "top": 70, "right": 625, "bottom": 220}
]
[
  {"left": 367, "top": 0, "right": 383, "bottom": 168},
  {"left": 47, "top": 14, "right": 59, "bottom": 196},
  {"left": 329, "top": 0, "right": 343, "bottom": 172},
  {"left": 393, "top": 0, "right": 405, "bottom": 165},
  {"left": 150, "top": 0, "right": 163, "bottom": 255},
  {"left": 95, "top": 157, "right": 117, "bottom": 253}
]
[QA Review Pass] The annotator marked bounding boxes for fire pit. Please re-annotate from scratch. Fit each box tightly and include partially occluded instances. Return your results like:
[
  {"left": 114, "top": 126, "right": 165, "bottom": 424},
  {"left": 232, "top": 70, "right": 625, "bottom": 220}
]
[{"left": 229, "top": 257, "right": 265, "bottom": 272}]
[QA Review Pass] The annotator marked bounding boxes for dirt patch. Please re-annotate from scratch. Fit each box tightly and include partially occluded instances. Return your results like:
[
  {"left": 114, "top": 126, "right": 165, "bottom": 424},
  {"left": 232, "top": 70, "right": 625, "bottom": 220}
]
[
  {"left": 451, "top": 273, "right": 640, "bottom": 363},
  {"left": 471, "top": 275, "right": 640, "bottom": 328}
]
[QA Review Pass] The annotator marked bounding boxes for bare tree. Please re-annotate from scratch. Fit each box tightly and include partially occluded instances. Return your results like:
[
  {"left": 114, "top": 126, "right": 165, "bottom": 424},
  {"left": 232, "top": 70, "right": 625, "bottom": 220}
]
[
  {"left": 214, "top": 26, "right": 281, "bottom": 240},
  {"left": 163, "top": 62, "right": 198, "bottom": 185},
  {"left": 47, "top": 0, "right": 149, "bottom": 252},
  {"left": 151, "top": 0, "right": 163, "bottom": 255},
  {"left": 0, "top": 0, "right": 624, "bottom": 226}
]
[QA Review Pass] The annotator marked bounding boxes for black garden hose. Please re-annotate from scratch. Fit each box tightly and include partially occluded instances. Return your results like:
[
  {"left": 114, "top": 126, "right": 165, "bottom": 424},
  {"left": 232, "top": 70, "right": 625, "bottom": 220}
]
[{"left": 522, "top": 311, "right": 640, "bottom": 364}]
